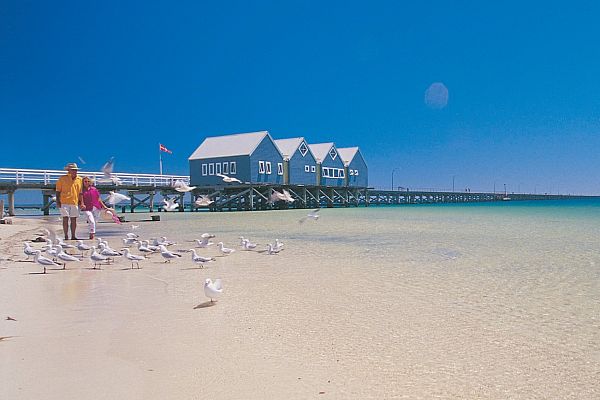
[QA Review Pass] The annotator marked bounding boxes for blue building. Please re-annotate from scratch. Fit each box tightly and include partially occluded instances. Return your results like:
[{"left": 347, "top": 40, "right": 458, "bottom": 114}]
[
  {"left": 274, "top": 137, "right": 318, "bottom": 185},
  {"left": 308, "top": 143, "right": 346, "bottom": 187},
  {"left": 188, "top": 131, "right": 284, "bottom": 186},
  {"left": 338, "top": 147, "right": 368, "bottom": 188}
]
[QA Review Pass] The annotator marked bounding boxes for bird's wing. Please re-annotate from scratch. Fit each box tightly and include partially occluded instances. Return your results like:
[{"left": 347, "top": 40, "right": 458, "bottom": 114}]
[
  {"left": 213, "top": 279, "right": 223, "bottom": 290},
  {"left": 101, "top": 157, "right": 114, "bottom": 178},
  {"left": 215, "top": 173, "right": 227, "bottom": 178}
]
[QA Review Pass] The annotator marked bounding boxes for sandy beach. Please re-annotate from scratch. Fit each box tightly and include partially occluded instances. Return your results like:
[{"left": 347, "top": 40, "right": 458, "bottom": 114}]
[{"left": 1, "top": 207, "right": 598, "bottom": 399}]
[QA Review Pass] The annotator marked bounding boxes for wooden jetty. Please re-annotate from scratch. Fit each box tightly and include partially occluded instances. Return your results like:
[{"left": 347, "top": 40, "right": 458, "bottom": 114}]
[{"left": 0, "top": 168, "right": 594, "bottom": 215}]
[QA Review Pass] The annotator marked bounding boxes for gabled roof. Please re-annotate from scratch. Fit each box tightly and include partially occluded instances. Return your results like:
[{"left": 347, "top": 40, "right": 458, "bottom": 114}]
[
  {"left": 274, "top": 137, "right": 314, "bottom": 160},
  {"left": 337, "top": 147, "right": 359, "bottom": 166},
  {"left": 189, "top": 131, "right": 276, "bottom": 160},
  {"left": 308, "top": 142, "right": 335, "bottom": 162}
]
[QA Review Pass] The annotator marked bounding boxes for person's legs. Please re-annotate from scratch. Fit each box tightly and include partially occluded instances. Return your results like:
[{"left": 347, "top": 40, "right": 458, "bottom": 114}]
[
  {"left": 70, "top": 217, "right": 78, "bottom": 240},
  {"left": 62, "top": 217, "right": 69, "bottom": 240},
  {"left": 85, "top": 210, "right": 97, "bottom": 239}
]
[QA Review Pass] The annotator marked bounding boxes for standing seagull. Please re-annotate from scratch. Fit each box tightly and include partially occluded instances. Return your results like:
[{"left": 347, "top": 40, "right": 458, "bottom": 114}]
[
  {"left": 23, "top": 242, "right": 38, "bottom": 260},
  {"left": 299, "top": 208, "right": 321, "bottom": 223},
  {"left": 90, "top": 246, "right": 109, "bottom": 268},
  {"left": 121, "top": 248, "right": 145, "bottom": 269},
  {"left": 158, "top": 245, "right": 182, "bottom": 263},
  {"left": 216, "top": 173, "right": 242, "bottom": 184},
  {"left": 217, "top": 242, "right": 235, "bottom": 256},
  {"left": 190, "top": 249, "right": 216, "bottom": 268},
  {"left": 204, "top": 278, "right": 223, "bottom": 302},
  {"left": 76, "top": 240, "right": 91, "bottom": 256},
  {"left": 33, "top": 250, "right": 61, "bottom": 274},
  {"left": 55, "top": 245, "right": 81, "bottom": 269}
]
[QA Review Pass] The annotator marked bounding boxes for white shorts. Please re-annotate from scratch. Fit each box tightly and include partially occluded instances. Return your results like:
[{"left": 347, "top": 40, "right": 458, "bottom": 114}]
[{"left": 60, "top": 204, "right": 80, "bottom": 218}]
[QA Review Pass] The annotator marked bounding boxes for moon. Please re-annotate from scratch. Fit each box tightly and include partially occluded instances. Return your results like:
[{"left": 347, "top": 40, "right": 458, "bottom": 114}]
[{"left": 424, "top": 82, "right": 449, "bottom": 109}]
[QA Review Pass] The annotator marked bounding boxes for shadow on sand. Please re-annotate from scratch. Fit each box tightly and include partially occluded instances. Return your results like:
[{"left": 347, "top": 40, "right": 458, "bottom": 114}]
[{"left": 194, "top": 301, "right": 216, "bottom": 309}]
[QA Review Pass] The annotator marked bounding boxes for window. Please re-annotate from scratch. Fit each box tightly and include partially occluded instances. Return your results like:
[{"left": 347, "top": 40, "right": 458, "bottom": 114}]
[
  {"left": 208, "top": 163, "right": 215, "bottom": 175},
  {"left": 299, "top": 142, "right": 308, "bottom": 157},
  {"left": 355, "top": 170, "right": 359, "bottom": 176},
  {"left": 304, "top": 165, "right": 310, "bottom": 172},
  {"left": 277, "top": 163, "right": 283, "bottom": 175},
  {"left": 202, "top": 164, "right": 208, "bottom": 176},
  {"left": 259, "top": 161, "right": 265, "bottom": 174},
  {"left": 230, "top": 162, "right": 237, "bottom": 174},
  {"left": 332, "top": 169, "right": 338, "bottom": 178},
  {"left": 339, "top": 169, "right": 345, "bottom": 178},
  {"left": 222, "top": 162, "right": 229, "bottom": 174},
  {"left": 216, "top": 162, "right": 221, "bottom": 175},
  {"left": 311, "top": 166, "right": 316, "bottom": 173},
  {"left": 349, "top": 169, "right": 354, "bottom": 176},
  {"left": 266, "top": 161, "right": 272, "bottom": 174},
  {"left": 329, "top": 147, "right": 338, "bottom": 160},
  {"left": 322, "top": 167, "right": 329, "bottom": 177}
]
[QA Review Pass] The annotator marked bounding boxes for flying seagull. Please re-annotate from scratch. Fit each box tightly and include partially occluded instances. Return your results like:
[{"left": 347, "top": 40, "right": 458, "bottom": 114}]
[
  {"left": 216, "top": 173, "right": 242, "bottom": 184},
  {"left": 299, "top": 208, "right": 320, "bottom": 223}
]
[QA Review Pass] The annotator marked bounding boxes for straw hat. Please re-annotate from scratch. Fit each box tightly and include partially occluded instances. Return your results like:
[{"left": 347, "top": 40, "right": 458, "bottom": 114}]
[{"left": 64, "top": 162, "right": 80, "bottom": 170}]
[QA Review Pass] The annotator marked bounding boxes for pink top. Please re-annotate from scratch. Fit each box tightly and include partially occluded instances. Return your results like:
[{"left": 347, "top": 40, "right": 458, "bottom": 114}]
[{"left": 82, "top": 187, "right": 103, "bottom": 210}]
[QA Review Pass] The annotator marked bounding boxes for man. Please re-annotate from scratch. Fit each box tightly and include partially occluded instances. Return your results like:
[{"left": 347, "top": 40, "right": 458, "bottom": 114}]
[{"left": 55, "top": 163, "right": 84, "bottom": 240}]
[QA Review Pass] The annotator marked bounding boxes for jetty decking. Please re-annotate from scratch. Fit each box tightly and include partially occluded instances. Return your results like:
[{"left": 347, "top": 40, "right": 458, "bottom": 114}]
[{"left": 0, "top": 168, "right": 591, "bottom": 216}]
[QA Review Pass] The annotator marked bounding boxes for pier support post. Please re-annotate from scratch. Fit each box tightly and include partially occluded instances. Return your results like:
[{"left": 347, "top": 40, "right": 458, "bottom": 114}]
[
  {"left": 41, "top": 191, "right": 53, "bottom": 216},
  {"left": 149, "top": 192, "right": 155, "bottom": 212},
  {"left": 8, "top": 191, "right": 15, "bottom": 216},
  {"left": 0, "top": 199, "right": 3, "bottom": 219},
  {"left": 178, "top": 193, "right": 185, "bottom": 212}
]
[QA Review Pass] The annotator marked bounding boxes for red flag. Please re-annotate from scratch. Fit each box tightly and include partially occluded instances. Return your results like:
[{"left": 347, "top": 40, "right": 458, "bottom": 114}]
[{"left": 159, "top": 143, "right": 172, "bottom": 154}]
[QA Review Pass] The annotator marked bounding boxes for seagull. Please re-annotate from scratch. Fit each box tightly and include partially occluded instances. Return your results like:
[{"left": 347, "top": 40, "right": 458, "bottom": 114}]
[
  {"left": 43, "top": 228, "right": 58, "bottom": 245},
  {"left": 98, "top": 157, "right": 123, "bottom": 185},
  {"left": 106, "top": 191, "right": 130, "bottom": 205},
  {"left": 131, "top": 224, "right": 139, "bottom": 230},
  {"left": 173, "top": 180, "right": 197, "bottom": 193},
  {"left": 55, "top": 245, "right": 81, "bottom": 269},
  {"left": 274, "top": 238, "right": 284, "bottom": 251},
  {"left": 269, "top": 189, "right": 294, "bottom": 204},
  {"left": 158, "top": 244, "right": 181, "bottom": 263},
  {"left": 76, "top": 240, "right": 91, "bottom": 256},
  {"left": 163, "top": 198, "right": 179, "bottom": 212},
  {"left": 195, "top": 238, "right": 214, "bottom": 248},
  {"left": 217, "top": 242, "right": 235, "bottom": 255},
  {"left": 45, "top": 244, "right": 59, "bottom": 260},
  {"left": 90, "top": 246, "right": 109, "bottom": 268},
  {"left": 122, "top": 237, "right": 137, "bottom": 246},
  {"left": 121, "top": 248, "right": 145, "bottom": 269},
  {"left": 204, "top": 278, "right": 223, "bottom": 302},
  {"left": 282, "top": 189, "right": 295, "bottom": 203},
  {"left": 137, "top": 241, "right": 155, "bottom": 255},
  {"left": 23, "top": 242, "right": 38, "bottom": 260},
  {"left": 200, "top": 233, "right": 215, "bottom": 239},
  {"left": 266, "top": 243, "right": 281, "bottom": 255},
  {"left": 299, "top": 208, "right": 320, "bottom": 223},
  {"left": 33, "top": 250, "right": 61, "bottom": 273},
  {"left": 57, "top": 238, "right": 76, "bottom": 250},
  {"left": 194, "top": 195, "right": 214, "bottom": 207},
  {"left": 216, "top": 173, "right": 242, "bottom": 184},
  {"left": 98, "top": 242, "right": 122, "bottom": 260},
  {"left": 125, "top": 232, "right": 139, "bottom": 239},
  {"left": 241, "top": 238, "right": 258, "bottom": 250},
  {"left": 144, "top": 240, "right": 161, "bottom": 252},
  {"left": 190, "top": 249, "right": 216, "bottom": 267},
  {"left": 154, "top": 236, "right": 176, "bottom": 246}
]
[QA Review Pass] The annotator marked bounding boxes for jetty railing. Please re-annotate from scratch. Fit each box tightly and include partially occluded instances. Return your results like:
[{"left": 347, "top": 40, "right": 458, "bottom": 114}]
[{"left": 0, "top": 168, "right": 190, "bottom": 187}]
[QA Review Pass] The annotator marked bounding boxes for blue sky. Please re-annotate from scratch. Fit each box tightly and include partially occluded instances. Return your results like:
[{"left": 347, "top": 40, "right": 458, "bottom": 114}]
[{"left": 2, "top": 1, "right": 600, "bottom": 194}]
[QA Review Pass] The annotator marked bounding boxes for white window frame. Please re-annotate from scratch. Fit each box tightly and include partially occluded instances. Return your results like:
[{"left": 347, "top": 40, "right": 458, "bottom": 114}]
[
  {"left": 208, "top": 163, "right": 215, "bottom": 175},
  {"left": 332, "top": 169, "right": 338, "bottom": 178},
  {"left": 277, "top": 163, "right": 283, "bottom": 175},
  {"left": 349, "top": 169, "right": 354, "bottom": 176},
  {"left": 304, "top": 165, "right": 310, "bottom": 172},
  {"left": 230, "top": 162, "right": 237, "bottom": 174},
  {"left": 355, "top": 170, "right": 359, "bottom": 176},
  {"left": 339, "top": 169, "right": 345, "bottom": 178},
  {"left": 265, "top": 161, "right": 272, "bottom": 175},
  {"left": 222, "top": 162, "right": 229, "bottom": 174},
  {"left": 216, "top": 162, "right": 222, "bottom": 175},
  {"left": 202, "top": 164, "right": 208, "bottom": 176},
  {"left": 311, "top": 166, "right": 316, "bottom": 172},
  {"left": 259, "top": 161, "right": 265, "bottom": 174},
  {"left": 322, "top": 167, "right": 329, "bottom": 178},
  {"left": 299, "top": 142, "right": 308, "bottom": 157}
]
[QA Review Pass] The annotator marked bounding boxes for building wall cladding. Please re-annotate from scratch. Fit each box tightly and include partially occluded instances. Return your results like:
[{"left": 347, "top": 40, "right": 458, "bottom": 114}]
[
  {"left": 249, "top": 137, "right": 284, "bottom": 184},
  {"left": 190, "top": 155, "right": 248, "bottom": 186},
  {"left": 346, "top": 150, "right": 368, "bottom": 187},
  {"left": 288, "top": 147, "right": 317, "bottom": 185},
  {"left": 320, "top": 148, "right": 346, "bottom": 187}
]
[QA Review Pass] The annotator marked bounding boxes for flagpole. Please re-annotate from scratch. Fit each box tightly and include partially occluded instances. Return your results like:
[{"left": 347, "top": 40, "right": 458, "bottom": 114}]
[{"left": 159, "top": 144, "right": 163, "bottom": 175}]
